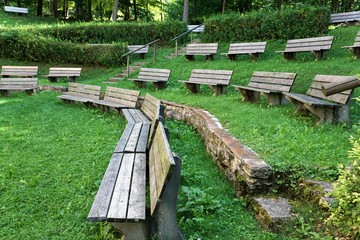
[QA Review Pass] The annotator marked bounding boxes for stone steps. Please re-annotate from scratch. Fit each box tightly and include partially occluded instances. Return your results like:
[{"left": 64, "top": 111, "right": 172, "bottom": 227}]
[{"left": 105, "top": 61, "right": 147, "bottom": 83}]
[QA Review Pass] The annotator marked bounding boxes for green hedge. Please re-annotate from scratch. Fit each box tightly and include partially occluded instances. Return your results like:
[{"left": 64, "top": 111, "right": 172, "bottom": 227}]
[
  {"left": 202, "top": 5, "right": 330, "bottom": 42},
  {"left": 0, "top": 31, "right": 127, "bottom": 66},
  {"left": 35, "top": 21, "right": 187, "bottom": 46}
]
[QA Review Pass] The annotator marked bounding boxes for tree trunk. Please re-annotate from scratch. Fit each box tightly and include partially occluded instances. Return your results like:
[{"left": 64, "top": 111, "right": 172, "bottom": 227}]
[
  {"left": 37, "top": 0, "right": 43, "bottom": 16},
  {"left": 182, "top": 0, "right": 189, "bottom": 23},
  {"left": 17, "top": 0, "right": 21, "bottom": 7},
  {"left": 112, "top": 0, "right": 119, "bottom": 21},
  {"left": 222, "top": 0, "right": 226, "bottom": 14},
  {"left": 133, "top": 0, "right": 138, "bottom": 21},
  {"left": 52, "top": 0, "right": 58, "bottom": 17},
  {"left": 62, "top": 0, "right": 67, "bottom": 19},
  {"left": 87, "top": 0, "right": 92, "bottom": 20}
]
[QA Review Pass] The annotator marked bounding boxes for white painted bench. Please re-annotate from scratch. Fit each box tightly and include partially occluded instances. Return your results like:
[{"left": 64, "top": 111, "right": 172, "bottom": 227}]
[{"left": 4, "top": 6, "right": 28, "bottom": 14}]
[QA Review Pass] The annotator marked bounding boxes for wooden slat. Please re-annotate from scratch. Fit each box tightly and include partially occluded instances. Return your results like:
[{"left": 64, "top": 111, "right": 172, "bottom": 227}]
[
  {"left": 87, "top": 153, "right": 124, "bottom": 221},
  {"left": 114, "top": 123, "right": 135, "bottom": 153},
  {"left": 107, "top": 153, "right": 135, "bottom": 220},
  {"left": 102, "top": 87, "right": 140, "bottom": 108},
  {"left": 127, "top": 45, "right": 149, "bottom": 54},
  {"left": 186, "top": 43, "right": 218, "bottom": 54},
  {"left": 0, "top": 66, "right": 38, "bottom": 77},
  {"left": 226, "top": 42, "right": 266, "bottom": 54},
  {"left": 47, "top": 67, "right": 81, "bottom": 77},
  {"left": 122, "top": 109, "right": 136, "bottom": 123},
  {"left": 136, "top": 124, "right": 150, "bottom": 153},
  {"left": 124, "top": 123, "right": 143, "bottom": 152},
  {"left": 127, "top": 153, "right": 146, "bottom": 220},
  {"left": 248, "top": 82, "right": 291, "bottom": 92}
]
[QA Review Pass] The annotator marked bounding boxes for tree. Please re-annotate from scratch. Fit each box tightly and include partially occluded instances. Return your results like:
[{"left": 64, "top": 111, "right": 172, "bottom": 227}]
[
  {"left": 182, "top": 0, "right": 189, "bottom": 23},
  {"left": 112, "top": 0, "right": 119, "bottom": 21},
  {"left": 37, "top": 0, "right": 43, "bottom": 16}
]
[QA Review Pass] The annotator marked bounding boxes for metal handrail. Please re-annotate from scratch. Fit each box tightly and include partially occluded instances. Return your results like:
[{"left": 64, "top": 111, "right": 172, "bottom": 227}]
[
  {"left": 122, "top": 39, "right": 160, "bottom": 77},
  {"left": 171, "top": 24, "right": 204, "bottom": 57}
]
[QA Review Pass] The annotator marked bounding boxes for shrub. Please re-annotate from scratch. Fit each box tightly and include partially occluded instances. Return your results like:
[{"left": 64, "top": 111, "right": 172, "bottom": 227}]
[
  {"left": 202, "top": 5, "right": 330, "bottom": 42},
  {"left": 0, "top": 31, "right": 127, "bottom": 66}
]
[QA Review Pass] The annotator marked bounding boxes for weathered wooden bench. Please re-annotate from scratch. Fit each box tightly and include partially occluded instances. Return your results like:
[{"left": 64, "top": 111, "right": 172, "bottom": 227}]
[
  {"left": 0, "top": 77, "right": 38, "bottom": 95},
  {"left": 342, "top": 31, "right": 360, "bottom": 58},
  {"left": 187, "top": 25, "right": 205, "bottom": 33},
  {"left": 284, "top": 75, "right": 357, "bottom": 123},
  {"left": 127, "top": 45, "right": 149, "bottom": 59},
  {"left": 45, "top": 67, "right": 82, "bottom": 82},
  {"left": 128, "top": 68, "right": 171, "bottom": 89},
  {"left": 0, "top": 66, "right": 38, "bottom": 77},
  {"left": 184, "top": 43, "right": 218, "bottom": 61},
  {"left": 4, "top": 6, "right": 28, "bottom": 14},
  {"left": 92, "top": 87, "right": 140, "bottom": 112},
  {"left": 233, "top": 71, "right": 297, "bottom": 105},
  {"left": 330, "top": 11, "right": 360, "bottom": 24},
  {"left": 179, "top": 69, "right": 233, "bottom": 95},
  {"left": 88, "top": 94, "right": 183, "bottom": 239},
  {"left": 222, "top": 42, "right": 267, "bottom": 60},
  {"left": 57, "top": 82, "right": 101, "bottom": 105},
  {"left": 276, "top": 36, "right": 334, "bottom": 60}
]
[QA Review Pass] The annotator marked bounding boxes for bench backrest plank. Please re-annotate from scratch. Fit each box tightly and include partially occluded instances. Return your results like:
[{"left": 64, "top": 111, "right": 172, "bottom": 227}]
[
  {"left": 227, "top": 42, "right": 267, "bottom": 54},
  {"left": 67, "top": 82, "right": 101, "bottom": 100},
  {"left": 330, "top": 11, "right": 360, "bottom": 23},
  {"left": 141, "top": 94, "right": 161, "bottom": 147},
  {"left": 189, "top": 69, "right": 233, "bottom": 85},
  {"left": 307, "top": 75, "right": 356, "bottom": 104},
  {"left": 4, "top": 6, "right": 28, "bottom": 13},
  {"left": 0, "top": 78, "right": 38, "bottom": 89},
  {"left": 187, "top": 25, "right": 205, "bottom": 32},
  {"left": 149, "top": 122, "right": 175, "bottom": 214},
  {"left": 0, "top": 66, "right": 38, "bottom": 77},
  {"left": 247, "top": 71, "right": 297, "bottom": 92},
  {"left": 185, "top": 43, "right": 218, "bottom": 55},
  {"left": 48, "top": 67, "right": 82, "bottom": 77},
  {"left": 127, "top": 45, "right": 149, "bottom": 54},
  {"left": 284, "top": 36, "right": 334, "bottom": 52},
  {"left": 104, "top": 87, "right": 140, "bottom": 108},
  {"left": 137, "top": 68, "right": 171, "bottom": 82}
]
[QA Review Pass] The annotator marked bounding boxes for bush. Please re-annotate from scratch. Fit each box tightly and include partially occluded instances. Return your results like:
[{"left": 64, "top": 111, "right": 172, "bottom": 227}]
[
  {"left": 202, "top": 5, "right": 330, "bottom": 42},
  {"left": 35, "top": 21, "right": 187, "bottom": 46},
  {"left": 0, "top": 31, "right": 127, "bottom": 66}
]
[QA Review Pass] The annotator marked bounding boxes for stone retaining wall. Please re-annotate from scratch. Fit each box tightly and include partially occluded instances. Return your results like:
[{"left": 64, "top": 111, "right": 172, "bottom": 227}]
[{"left": 162, "top": 100, "right": 272, "bottom": 194}]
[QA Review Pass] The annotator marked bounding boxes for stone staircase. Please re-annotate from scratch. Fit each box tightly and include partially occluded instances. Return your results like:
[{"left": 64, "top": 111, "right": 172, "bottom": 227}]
[{"left": 104, "top": 61, "right": 146, "bottom": 83}]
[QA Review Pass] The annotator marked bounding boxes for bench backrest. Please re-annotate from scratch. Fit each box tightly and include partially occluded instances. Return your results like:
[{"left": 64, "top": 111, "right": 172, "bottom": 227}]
[
  {"left": 330, "top": 11, "right": 360, "bottom": 24},
  {"left": 189, "top": 69, "right": 233, "bottom": 85},
  {"left": 248, "top": 71, "right": 297, "bottom": 92},
  {"left": 185, "top": 43, "right": 218, "bottom": 55},
  {"left": 67, "top": 83, "right": 101, "bottom": 100},
  {"left": 187, "top": 25, "right": 205, "bottom": 33},
  {"left": 284, "top": 36, "right": 334, "bottom": 52},
  {"left": 228, "top": 42, "right": 267, "bottom": 54},
  {"left": 127, "top": 45, "right": 149, "bottom": 54},
  {"left": 48, "top": 67, "right": 82, "bottom": 77},
  {"left": 149, "top": 121, "right": 176, "bottom": 214},
  {"left": 141, "top": 94, "right": 161, "bottom": 147},
  {"left": 307, "top": 75, "right": 356, "bottom": 104},
  {"left": 104, "top": 87, "right": 140, "bottom": 108},
  {"left": 4, "top": 6, "right": 28, "bottom": 13},
  {"left": 137, "top": 68, "right": 171, "bottom": 82},
  {"left": 1, "top": 66, "right": 38, "bottom": 77},
  {"left": 0, "top": 78, "right": 38, "bottom": 89}
]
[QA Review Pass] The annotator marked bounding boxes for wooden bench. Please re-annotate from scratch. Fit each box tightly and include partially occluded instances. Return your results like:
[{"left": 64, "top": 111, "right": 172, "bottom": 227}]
[
  {"left": 233, "top": 71, "right": 297, "bottom": 105},
  {"left": 0, "top": 77, "right": 38, "bottom": 95},
  {"left": 179, "top": 69, "right": 233, "bottom": 95},
  {"left": 222, "top": 42, "right": 267, "bottom": 60},
  {"left": 330, "top": 11, "right": 360, "bottom": 24},
  {"left": 4, "top": 6, "right": 28, "bottom": 14},
  {"left": 0, "top": 66, "right": 38, "bottom": 77},
  {"left": 45, "top": 67, "right": 82, "bottom": 82},
  {"left": 284, "top": 75, "right": 357, "bottom": 123},
  {"left": 57, "top": 83, "right": 101, "bottom": 105},
  {"left": 128, "top": 68, "right": 171, "bottom": 89},
  {"left": 187, "top": 25, "right": 205, "bottom": 33},
  {"left": 342, "top": 31, "right": 360, "bottom": 58},
  {"left": 127, "top": 45, "right": 149, "bottom": 59},
  {"left": 184, "top": 43, "right": 218, "bottom": 61},
  {"left": 276, "top": 36, "right": 334, "bottom": 60},
  {"left": 92, "top": 87, "right": 140, "bottom": 112},
  {"left": 88, "top": 94, "right": 182, "bottom": 239}
]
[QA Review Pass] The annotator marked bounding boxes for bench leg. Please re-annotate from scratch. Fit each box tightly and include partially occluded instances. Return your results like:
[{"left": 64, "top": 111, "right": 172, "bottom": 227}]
[
  {"left": 111, "top": 222, "right": 148, "bottom": 240},
  {"left": 25, "top": 89, "right": 36, "bottom": 95},
  {"left": 335, "top": 103, "right": 350, "bottom": 124},
  {"left": 304, "top": 105, "right": 336, "bottom": 123},
  {"left": 153, "top": 81, "right": 167, "bottom": 90},
  {"left": 69, "top": 76, "right": 77, "bottom": 82},
  {"left": 262, "top": 93, "right": 287, "bottom": 106},
  {"left": 250, "top": 53, "right": 260, "bottom": 60},
  {"left": 285, "top": 96, "right": 309, "bottom": 116},
  {"left": 205, "top": 54, "right": 215, "bottom": 61},
  {"left": 132, "top": 80, "right": 147, "bottom": 88},
  {"left": 0, "top": 90, "right": 10, "bottom": 96},
  {"left": 351, "top": 47, "right": 360, "bottom": 59},
  {"left": 150, "top": 156, "right": 183, "bottom": 240},
  {"left": 212, "top": 85, "right": 227, "bottom": 96},
  {"left": 48, "top": 77, "right": 57, "bottom": 82},
  {"left": 312, "top": 51, "right": 324, "bottom": 60},
  {"left": 283, "top": 52, "right": 296, "bottom": 60},
  {"left": 139, "top": 53, "right": 145, "bottom": 59},
  {"left": 184, "top": 55, "right": 195, "bottom": 61},
  {"left": 227, "top": 54, "right": 236, "bottom": 61},
  {"left": 184, "top": 83, "right": 200, "bottom": 93},
  {"left": 238, "top": 89, "right": 260, "bottom": 102}
]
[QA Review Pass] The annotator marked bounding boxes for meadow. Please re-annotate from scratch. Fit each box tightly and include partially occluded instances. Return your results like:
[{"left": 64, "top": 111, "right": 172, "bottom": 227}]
[{"left": 0, "top": 12, "right": 359, "bottom": 239}]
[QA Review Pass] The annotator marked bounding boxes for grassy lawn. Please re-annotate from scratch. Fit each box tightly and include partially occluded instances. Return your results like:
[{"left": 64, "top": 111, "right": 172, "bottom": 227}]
[{"left": 0, "top": 13, "right": 359, "bottom": 239}]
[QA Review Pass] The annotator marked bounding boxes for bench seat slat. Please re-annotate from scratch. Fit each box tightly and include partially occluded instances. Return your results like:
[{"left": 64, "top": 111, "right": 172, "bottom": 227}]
[
  {"left": 114, "top": 123, "right": 136, "bottom": 153},
  {"left": 284, "top": 92, "right": 338, "bottom": 107},
  {"left": 124, "top": 123, "right": 145, "bottom": 153},
  {"left": 247, "top": 82, "right": 292, "bottom": 92}
]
